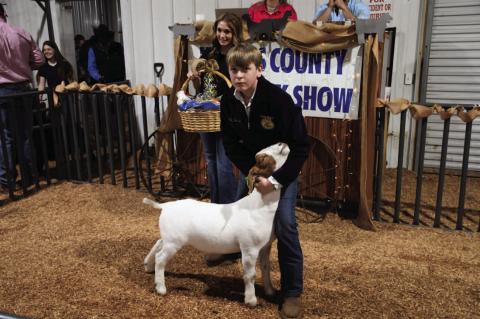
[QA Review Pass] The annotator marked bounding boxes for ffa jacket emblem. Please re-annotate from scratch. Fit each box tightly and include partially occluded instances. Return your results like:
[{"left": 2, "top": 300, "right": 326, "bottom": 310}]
[{"left": 260, "top": 116, "right": 274, "bottom": 129}]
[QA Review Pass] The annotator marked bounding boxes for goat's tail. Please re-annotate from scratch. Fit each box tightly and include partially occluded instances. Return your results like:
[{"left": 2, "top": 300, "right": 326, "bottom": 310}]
[{"left": 143, "top": 197, "right": 163, "bottom": 210}]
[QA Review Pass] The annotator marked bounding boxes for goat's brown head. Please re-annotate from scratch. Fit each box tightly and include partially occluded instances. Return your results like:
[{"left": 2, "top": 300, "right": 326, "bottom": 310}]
[{"left": 247, "top": 142, "right": 290, "bottom": 193}]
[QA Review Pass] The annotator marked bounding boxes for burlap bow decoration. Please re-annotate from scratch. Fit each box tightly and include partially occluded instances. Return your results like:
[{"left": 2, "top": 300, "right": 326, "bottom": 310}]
[
  {"left": 190, "top": 58, "right": 220, "bottom": 75},
  {"left": 54, "top": 81, "right": 172, "bottom": 98},
  {"left": 183, "top": 58, "right": 232, "bottom": 94},
  {"left": 378, "top": 98, "right": 480, "bottom": 123}
]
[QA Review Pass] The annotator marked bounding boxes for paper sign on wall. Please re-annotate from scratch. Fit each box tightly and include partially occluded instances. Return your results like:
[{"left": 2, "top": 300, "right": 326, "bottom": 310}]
[{"left": 368, "top": 0, "right": 393, "bottom": 20}]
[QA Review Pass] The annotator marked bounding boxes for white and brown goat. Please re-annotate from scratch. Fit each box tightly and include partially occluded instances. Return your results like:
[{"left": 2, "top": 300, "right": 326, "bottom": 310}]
[{"left": 143, "top": 142, "right": 289, "bottom": 306}]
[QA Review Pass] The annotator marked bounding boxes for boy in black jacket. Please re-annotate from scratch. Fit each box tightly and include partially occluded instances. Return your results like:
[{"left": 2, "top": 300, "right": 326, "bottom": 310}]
[{"left": 220, "top": 43, "right": 309, "bottom": 319}]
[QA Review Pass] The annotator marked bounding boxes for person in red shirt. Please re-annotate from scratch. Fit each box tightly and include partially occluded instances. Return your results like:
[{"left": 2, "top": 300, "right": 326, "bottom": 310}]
[{"left": 248, "top": 0, "right": 298, "bottom": 23}]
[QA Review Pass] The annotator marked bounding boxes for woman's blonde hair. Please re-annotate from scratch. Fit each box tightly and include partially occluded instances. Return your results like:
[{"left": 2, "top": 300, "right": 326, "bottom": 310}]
[
  {"left": 209, "top": 12, "right": 243, "bottom": 58},
  {"left": 226, "top": 43, "right": 263, "bottom": 69}
]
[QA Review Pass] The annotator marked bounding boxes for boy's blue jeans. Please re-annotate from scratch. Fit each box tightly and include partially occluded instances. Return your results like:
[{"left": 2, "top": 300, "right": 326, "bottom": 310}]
[
  {"left": 0, "top": 85, "right": 33, "bottom": 187},
  {"left": 236, "top": 173, "right": 304, "bottom": 297},
  {"left": 200, "top": 132, "right": 237, "bottom": 204}
]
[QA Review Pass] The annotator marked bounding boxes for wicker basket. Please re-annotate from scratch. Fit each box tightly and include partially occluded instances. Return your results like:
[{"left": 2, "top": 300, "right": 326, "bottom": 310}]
[{"left": 178, "top": 70, "right": 231, "bottom": 133}]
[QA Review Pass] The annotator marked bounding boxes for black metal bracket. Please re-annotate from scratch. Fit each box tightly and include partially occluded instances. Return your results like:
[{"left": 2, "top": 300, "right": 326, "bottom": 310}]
[
  {"left": 33, "top": 0, "right": 55, "bottom": 42},
  {"left": 242, "top": 12, "right": 291, "bottom": 41},
  {"left": 168, "top": 24, "right": 195, "bottom": 37},
  {"left": 355, "top": 14, "right": 392, "bottom": 43}
]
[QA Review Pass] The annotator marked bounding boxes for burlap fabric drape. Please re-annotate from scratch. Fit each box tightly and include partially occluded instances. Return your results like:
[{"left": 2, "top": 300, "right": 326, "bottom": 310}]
[
  {"left": 158, "top": 35, "right": 190, "bottom": 133},
  {"left": 353, "top": 35, "right": 380, "bottom": 231},
  {"left": 278, "top": 20, "right": 358, "bottom": 53}
]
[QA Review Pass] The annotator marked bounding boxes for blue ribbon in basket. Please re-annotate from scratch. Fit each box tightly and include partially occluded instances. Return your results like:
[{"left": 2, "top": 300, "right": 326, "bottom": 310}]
[{"left": 179, "top": 100, "right": 220, "bottom": 111}]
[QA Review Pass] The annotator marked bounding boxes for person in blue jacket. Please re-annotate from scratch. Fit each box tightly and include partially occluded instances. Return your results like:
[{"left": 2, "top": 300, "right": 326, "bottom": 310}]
[
  {"left": 313, "top": 0, "right": 370, "bottom": 23},
  {"left": 87, "top": 24, "right": 125, "bottom": 83}
]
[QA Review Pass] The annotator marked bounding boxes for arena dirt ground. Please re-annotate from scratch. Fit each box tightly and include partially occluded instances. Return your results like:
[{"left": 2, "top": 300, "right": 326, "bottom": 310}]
[{"left": 0, "top": 170, "right": 479, "bottom": 319}]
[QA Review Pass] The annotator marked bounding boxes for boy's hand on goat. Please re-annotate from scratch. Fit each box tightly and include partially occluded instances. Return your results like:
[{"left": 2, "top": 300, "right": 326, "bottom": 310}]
[{"left": 254, "top": 176, "right": 275, "bottom": 195}]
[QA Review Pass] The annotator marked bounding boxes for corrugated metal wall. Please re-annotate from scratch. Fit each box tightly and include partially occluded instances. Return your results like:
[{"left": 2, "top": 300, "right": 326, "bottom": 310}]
[
  {"left": 72, "top": 0, "right": 106, "bottom": 38},
  {"left": 423, "top": 0, "right": 480, "bottom": 171},
  {"left": 71, "top": 0, "right": 122, "bottom": 43}
]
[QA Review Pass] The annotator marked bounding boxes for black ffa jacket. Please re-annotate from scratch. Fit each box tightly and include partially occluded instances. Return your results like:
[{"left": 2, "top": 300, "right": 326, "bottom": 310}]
[{"left": 220, "top": 76, "right": 310, "bottom": 186}]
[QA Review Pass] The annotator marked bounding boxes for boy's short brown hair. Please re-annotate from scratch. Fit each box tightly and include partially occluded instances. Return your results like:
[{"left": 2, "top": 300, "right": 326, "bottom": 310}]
[{"left": 226, "top": 43, "right": 262, "bottom": 69}]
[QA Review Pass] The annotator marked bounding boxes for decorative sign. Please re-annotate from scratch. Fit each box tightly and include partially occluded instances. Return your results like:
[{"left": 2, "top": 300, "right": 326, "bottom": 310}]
[
  {"left": 259, "top": 43, "right": 362, "bottom": 119},
  {"left": 368, "top": 0, "right": 393, "bottom": 20}
]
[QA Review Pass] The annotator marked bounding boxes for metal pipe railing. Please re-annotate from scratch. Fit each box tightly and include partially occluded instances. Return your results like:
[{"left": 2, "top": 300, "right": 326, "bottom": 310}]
[
  {"left": 374, "top": 103, "right": 479, "bottom": 232},
  {"left": 393, "top": 110, "right": 407, "bottom": 223},
  {"left": 413, "top": 117, "right": 428, "bottom": 225},
  {"left": 456, "top": 121, "right": 473, "bottom": 230},
  {"left": 433, "top": 117, "right": 451, "bottom": 228}
]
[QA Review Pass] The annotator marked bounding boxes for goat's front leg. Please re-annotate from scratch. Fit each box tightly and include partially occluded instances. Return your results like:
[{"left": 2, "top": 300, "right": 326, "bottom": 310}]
[
  {"left": 144, "top": 239, "right": 163, "bottom": 273},
  {"left": 259, "top": 241, "right": 274, "bottom": 296},
  {"left": 154, "top": 242, "right": 180, "bottom": 295},
  {"left": 241, "top": 248, "right": 260, "bottom": 307}
]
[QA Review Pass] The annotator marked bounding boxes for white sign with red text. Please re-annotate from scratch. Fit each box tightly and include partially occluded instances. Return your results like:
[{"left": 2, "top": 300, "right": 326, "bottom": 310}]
[{"left": 368, "top": 0, "right": 393, "bottom": 20}]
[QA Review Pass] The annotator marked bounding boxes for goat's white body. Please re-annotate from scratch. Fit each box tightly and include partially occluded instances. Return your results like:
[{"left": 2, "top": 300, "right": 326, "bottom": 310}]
[
  {"left": 158, "top": 190, "right": 278, "bottom": 254},
  {"left": 143, "top": 142, "right": 290, "bottom": 307}
]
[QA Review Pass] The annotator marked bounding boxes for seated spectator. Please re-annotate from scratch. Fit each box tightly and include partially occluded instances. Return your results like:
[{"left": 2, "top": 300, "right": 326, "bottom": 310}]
[
  {"left": 313, "top": 0, "right": 370, "bottom": 23},
  {"left": 248, "top": 0, "right": 297, "bottom": 23}
]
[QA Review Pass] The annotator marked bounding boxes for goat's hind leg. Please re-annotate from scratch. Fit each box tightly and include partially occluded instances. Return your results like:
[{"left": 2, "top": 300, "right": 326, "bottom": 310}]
[
  {"left": 241, "top": 248, "right": 260, "bottom": 307},
  {"left": 144, "top": 239, "right": 163, "bottom": 273},
  {"left": 259, "top": 241, "right": 275, "bottom": 296},
  {"left": 154, "top": 242, "right": 181, "bottom": 295}
]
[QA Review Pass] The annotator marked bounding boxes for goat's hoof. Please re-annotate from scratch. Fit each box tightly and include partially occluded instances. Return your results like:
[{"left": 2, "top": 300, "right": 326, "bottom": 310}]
[
  {"left": 155, "top": 285, "right": 167, "bottom": 295},
  {"left": 144, "top": 263, "right": 154, "bottom": 273},
  {"left": 245, "top": 296, "right": 257, "bottom": 307}
]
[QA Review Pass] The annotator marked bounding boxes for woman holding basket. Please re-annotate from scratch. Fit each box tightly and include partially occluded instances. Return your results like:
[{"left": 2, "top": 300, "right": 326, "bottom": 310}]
[{"left": 187, "top": 13, "right": 243, "bottom": 205}]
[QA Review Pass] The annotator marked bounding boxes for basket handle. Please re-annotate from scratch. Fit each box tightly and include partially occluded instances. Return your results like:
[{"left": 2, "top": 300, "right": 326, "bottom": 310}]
[{"left": 180, "top": 70, "right": 232, "bottom": 95}]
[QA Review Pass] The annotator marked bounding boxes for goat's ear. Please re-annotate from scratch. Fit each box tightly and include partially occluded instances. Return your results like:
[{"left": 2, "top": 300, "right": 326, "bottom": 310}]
[
  {"left": 255, "top": 154, "right": 267, "bottom": 165},
  {"left": 264, "top": 156, "right": 276, "bottom": 170}
]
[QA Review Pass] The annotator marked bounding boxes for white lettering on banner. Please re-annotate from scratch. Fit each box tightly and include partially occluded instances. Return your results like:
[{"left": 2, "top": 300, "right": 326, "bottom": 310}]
[{"left": 259, "top": 43, "right": 362, "bottom": 119}]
